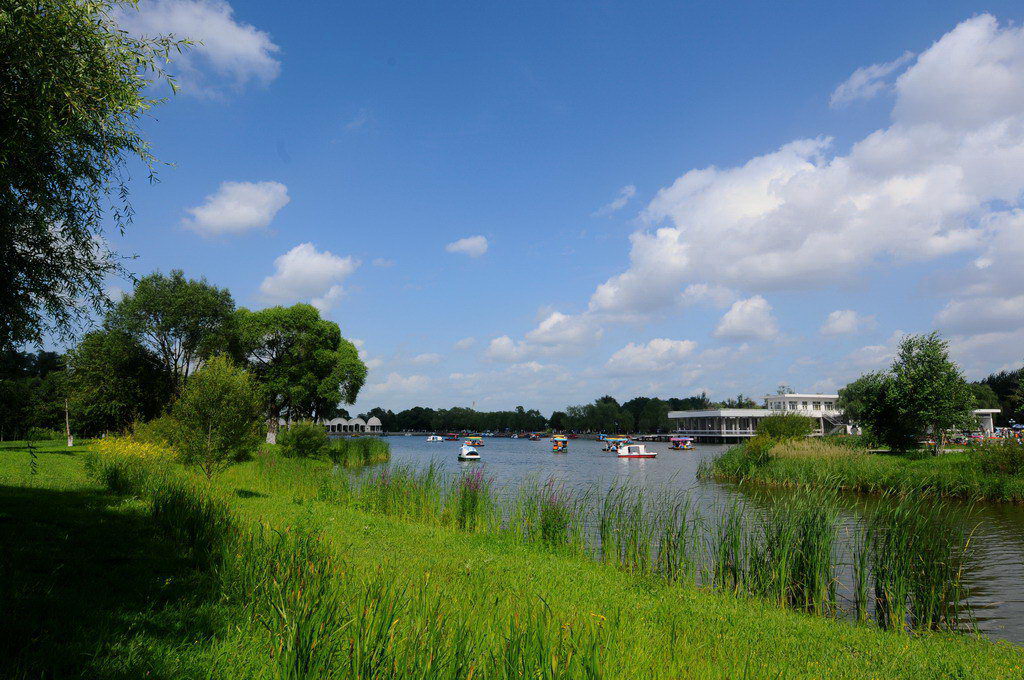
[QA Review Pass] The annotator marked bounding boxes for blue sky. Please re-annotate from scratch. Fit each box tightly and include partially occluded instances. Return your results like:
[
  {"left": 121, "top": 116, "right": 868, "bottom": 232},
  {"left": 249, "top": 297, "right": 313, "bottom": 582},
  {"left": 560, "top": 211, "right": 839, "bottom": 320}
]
[{"left": 102, "top": 1, "right": 1024, "bottom": 413}]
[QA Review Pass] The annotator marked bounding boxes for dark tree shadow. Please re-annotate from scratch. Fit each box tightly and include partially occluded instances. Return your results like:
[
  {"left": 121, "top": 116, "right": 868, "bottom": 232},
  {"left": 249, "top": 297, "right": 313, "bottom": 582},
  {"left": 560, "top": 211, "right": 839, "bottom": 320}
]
[
  {"left": 0, "top": 484, "right": 225, "bottom": 679},
  {"left": 235, "top": 488, "right": 268, "bottom": 499}
]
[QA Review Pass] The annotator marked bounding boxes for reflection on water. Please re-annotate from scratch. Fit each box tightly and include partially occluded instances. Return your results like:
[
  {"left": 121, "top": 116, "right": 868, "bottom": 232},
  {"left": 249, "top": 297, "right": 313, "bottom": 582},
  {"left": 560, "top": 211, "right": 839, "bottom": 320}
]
[{"left": 384, "top": 435, "right": 1024, "bottom": 644}]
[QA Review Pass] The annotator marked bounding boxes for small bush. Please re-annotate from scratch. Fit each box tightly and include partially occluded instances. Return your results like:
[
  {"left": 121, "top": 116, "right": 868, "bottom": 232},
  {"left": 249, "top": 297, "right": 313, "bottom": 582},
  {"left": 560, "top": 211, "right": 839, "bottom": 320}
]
[
  {"left": 132, "top": 415, "right": 180, "bottom": 449},
  {"left": 279, "top": 421, "right": 330, "bottom": 459},
  {"left": 757, "top": 414, "right": 815, "bottom": 439}
]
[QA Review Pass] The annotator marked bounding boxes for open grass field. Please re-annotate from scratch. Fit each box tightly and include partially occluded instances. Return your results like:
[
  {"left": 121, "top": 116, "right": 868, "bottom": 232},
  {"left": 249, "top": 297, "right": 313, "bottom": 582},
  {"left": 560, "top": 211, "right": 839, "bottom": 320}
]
[
  {"left": 702, "top": 438, "right": 1024, "bottom": 503},
  {"left": 3, "top": 441, "right": 1024, "bottom": 678}
]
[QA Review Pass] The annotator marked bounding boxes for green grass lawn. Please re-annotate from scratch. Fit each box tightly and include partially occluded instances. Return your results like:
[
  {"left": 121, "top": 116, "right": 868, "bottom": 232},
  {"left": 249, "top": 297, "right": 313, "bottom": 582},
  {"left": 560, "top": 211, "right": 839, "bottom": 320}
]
[
  {"left": 703, "top": 439, "right": 1024, "bottom": 502},
  {"left": 3, "top": 442, "right": 1024, "bottom": 678}
]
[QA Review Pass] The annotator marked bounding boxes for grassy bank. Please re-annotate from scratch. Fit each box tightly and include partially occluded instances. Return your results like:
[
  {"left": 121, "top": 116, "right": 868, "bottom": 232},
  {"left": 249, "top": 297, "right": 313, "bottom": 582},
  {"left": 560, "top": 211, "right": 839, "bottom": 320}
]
[
  {"left": 3, "top": 443, "right": 1024, "bottom": 678},
  {"left": 701, "top": 438, "right": 1024, "bottom": 502}
]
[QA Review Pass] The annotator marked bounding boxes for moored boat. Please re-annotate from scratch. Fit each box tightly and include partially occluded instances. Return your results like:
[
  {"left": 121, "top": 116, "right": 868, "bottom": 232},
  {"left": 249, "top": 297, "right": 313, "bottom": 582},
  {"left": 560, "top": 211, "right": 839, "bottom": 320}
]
[
  {"left": 669, "top": 436, "right": 694, "bottom": 450},
  {"left": 602, "top": 436, "right": 629, "bottom": 452},
  {"left": 617, "top": 443, "right": 657, "bottom": 458}
]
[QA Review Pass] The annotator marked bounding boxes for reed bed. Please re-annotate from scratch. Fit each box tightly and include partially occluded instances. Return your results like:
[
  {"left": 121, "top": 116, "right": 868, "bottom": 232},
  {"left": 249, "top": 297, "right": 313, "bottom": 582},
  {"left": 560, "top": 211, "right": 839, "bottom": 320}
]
[
  {"left": 310, "top": 459, "right": 978, "bottom": 635},
  {"left": 327, "top": 436, "right": 391, "bottom": 468},
  {"left": 703, "top": 438, "right": 1024, "bottom": 502}
]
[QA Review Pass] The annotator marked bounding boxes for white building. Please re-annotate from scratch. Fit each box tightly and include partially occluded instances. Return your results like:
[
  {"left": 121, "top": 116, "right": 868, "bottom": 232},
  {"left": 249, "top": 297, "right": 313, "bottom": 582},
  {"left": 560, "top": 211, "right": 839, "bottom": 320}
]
[
  {"left": 668, "top": 393, "right": 844, "bottom": 442},
  {"left": 669, "top": 393, "right": 1000, "bottom": 441},
  {"left": 322, "top": 416, "right": 383, "bottom": 434}
]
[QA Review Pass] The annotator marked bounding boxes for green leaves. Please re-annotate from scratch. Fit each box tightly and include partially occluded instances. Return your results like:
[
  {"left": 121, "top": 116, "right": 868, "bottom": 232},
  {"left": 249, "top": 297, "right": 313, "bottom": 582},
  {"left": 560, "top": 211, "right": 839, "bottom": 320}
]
[{"left": 1, "top": 0, "right": 188, "bottom": 348}]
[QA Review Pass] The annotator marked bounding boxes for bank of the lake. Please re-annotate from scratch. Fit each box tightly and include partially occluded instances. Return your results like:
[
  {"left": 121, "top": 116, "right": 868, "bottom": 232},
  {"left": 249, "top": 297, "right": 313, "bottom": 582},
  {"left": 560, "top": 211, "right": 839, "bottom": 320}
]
[
  {"left": 701, "top": 438, "right": 1024, "bottom": 503},
  {"left": 3, "top": 442, "right": 1024, "bottom": 679}
]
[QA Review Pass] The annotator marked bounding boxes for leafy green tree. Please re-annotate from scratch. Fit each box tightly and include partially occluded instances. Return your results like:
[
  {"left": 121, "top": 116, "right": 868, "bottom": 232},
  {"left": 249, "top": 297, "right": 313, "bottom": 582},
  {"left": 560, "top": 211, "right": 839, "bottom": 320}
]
[
  {"left": 549, "top": 411, "right": 568, "bottom": 431},
  {"left": 888, "top": 333, "right": 974, "bottom": 452},
  {"left": 980, "top": 367, "right": 1023, "bottom": 424},
  {"left": 170, "top": 356, "right": 264, "bottom": 479},
  {"left": 970, "top": 383, "right": 1001, "bottom": 410},
  {"left": 66, "top": 329, "right": 170, "bottom": 435},
  {"left": 234, "top": 304, "right": 366, "bottom": 443},
  {"left": 637, "top": 399, "right": 670, "bottom": 433},
  {"left": 843, "top": 333, "right": 974, "bottom": 452},
  {"left": 1, "top": 0, "right": 185, "bottom": 349},
  {"left": 0, "top": 350, "right": 65, "bottom": 439},
  {"left": 109, "top": 270, "right": 235, "bottom": 390}
]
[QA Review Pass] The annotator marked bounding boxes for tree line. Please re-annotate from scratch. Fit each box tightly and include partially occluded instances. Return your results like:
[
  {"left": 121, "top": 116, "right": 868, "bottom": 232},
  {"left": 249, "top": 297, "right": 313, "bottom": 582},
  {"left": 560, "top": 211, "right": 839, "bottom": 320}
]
[
  {"left": 0, "top": 270, "right": 366, "bottom": 442},
  {"left": 360, "top": 393, "right": 751, "bottom": 434}
]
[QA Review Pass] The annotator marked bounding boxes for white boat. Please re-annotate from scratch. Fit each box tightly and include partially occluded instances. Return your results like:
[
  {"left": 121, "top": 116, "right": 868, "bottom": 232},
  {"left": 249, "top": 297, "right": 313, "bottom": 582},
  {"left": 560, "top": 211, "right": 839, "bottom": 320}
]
[
  {"left": 458, "top": 443, "right": 480, "bottom": 461},
  {"left": 616, "top": 443, "right": 657, "bottom": 459},
  {"left": 426, "top": 435, "right": 443, "bottom": 442}
]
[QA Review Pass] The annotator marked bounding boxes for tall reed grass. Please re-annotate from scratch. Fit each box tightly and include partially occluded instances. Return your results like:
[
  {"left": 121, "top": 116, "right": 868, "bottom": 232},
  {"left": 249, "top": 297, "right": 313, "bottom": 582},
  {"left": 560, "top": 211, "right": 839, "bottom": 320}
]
[
  {"left": 313, "top": 458, "right": 976, "bottom": 635},
  {"left": 87, "top": 449, "right": 612, "bottom": 678},
  {"left": 328, "top": 437, "right": 391, "bottom": 468}
]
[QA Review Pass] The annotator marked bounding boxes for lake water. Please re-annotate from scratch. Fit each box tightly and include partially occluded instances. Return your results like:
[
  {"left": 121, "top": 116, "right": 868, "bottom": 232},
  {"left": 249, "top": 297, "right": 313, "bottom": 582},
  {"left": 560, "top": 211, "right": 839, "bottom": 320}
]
[{"left": 382, "top": 435, "right": 1024, "bottom": 644}]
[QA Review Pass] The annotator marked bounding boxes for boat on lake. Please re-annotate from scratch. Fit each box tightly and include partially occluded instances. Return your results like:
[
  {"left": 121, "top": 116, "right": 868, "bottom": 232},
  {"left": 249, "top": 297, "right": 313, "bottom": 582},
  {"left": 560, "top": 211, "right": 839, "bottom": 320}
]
[
  {"left": 426, "top": 434, "right": 443, "bottom": 442},
  {"left": 617, "top": 443, "right": 657, "bottom": 459},
  {"left": 458, "top": 442, "right": 480, "bottom": 461},
  {"left": 669, "top": 436, "right": 694, "bottom": 450},
  {"left": 528, "top": 433, "right": 540, "bottom": 441},
  {"left": 444, "top": 433, "right": 459, "bottom": 441},
  {"left": 466, "top": 436, "right": 484, "bottom": 447},
  {"left": 602, "top": 436, "right": 629, "bottom": 451},
  {"left": 551, "top": 435, "right": 568, "bottom": 453}
]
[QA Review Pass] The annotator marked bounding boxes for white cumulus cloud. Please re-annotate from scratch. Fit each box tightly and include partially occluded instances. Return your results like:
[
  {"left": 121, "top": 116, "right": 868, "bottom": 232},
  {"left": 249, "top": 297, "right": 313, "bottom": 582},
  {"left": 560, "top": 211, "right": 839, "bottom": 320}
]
[
  {"left": 183, "top": 181, "right": 289, "bottom": 236},
  {"left": 714, "top": 296, "right": 779, "bottom": 341},
  {"left": 445, "top": 235, "right": 489, "bottom": 257},
  {"left": 259, "top": 243, "right": 359, "bottom": 313},
  {"left": 116, "top": 0, "right": 280, "bottom": 96},
  {"left": 582, "top": 13, "right": 1024, "bottom": 340},
  {"left": 606, "top": 338, "right": 698, "bottom": 374},
  {"left": 820, "top": 310, "right": 876, "bottom": 335},
  {"left": 454, "top": 336, "right": 476, "bottom": 350}
]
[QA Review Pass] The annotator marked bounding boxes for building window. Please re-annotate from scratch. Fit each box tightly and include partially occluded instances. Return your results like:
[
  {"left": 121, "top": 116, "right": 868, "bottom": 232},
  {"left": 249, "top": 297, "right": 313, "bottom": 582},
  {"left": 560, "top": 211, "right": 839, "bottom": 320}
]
[
  {"left": 801, "top": 401, "right": 808, "bottom": 409},
  {"left": 813, "top": 401, "right": 820, "bottom": 410}
]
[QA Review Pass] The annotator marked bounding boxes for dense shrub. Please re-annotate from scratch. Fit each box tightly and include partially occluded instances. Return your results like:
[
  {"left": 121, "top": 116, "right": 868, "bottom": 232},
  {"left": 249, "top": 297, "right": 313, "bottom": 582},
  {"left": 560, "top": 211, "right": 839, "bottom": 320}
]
[
  {"left": 976, "top": 439, "right": 1024, "bottom": 476},
  {"left": 279, "top": 421, "right": 330, "bottom": 459},
  {"left": 757, "top": 414, "right": 815, "bottom": 439},
  {"left": 132, "top": 415, "right": 180, "bottom": 449},
  {"left": 26, "top": 427, "right": 62, "bottom": 441},
  {"left": 700, "top": 435, "right": 778, "bottom": 480}
]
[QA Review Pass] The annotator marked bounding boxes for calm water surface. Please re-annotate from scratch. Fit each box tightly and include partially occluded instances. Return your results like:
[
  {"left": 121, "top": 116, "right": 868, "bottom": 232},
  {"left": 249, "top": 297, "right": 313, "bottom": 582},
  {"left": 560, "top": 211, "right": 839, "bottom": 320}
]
[{"left": 381, "top": 435, "right": 1024, "bottom": 644}]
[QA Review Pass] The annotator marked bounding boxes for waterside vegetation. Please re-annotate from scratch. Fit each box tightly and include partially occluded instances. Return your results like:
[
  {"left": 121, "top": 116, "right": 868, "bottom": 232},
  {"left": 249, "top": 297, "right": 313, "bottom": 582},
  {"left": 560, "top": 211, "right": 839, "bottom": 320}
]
[
  {"left": 3, "top": 441, "right": 1022, "bottom": 678},
  {"left": 703, "top": 437, "right": 1024, "bottom": 503}
]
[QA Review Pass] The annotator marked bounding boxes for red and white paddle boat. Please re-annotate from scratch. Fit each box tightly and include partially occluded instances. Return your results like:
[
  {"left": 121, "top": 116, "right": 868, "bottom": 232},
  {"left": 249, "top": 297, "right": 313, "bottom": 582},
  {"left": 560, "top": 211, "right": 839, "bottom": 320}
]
[{"left": 616, "top": 442, "right": 657, "bottom": 459}]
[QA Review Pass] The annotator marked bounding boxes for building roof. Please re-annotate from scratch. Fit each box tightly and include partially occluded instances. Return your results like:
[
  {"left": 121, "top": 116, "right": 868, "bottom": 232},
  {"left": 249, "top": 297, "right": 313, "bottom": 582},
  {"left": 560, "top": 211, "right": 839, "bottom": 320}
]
[
  {"left": 761, "top": 393, "right": 839, "bottom": 400},
  {"left": 366, "top": 416, "right": 382, "bottom": 426},
  {"left": 668, "top": 408, "right": 775, "bottom": 418}
]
